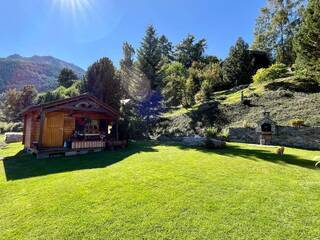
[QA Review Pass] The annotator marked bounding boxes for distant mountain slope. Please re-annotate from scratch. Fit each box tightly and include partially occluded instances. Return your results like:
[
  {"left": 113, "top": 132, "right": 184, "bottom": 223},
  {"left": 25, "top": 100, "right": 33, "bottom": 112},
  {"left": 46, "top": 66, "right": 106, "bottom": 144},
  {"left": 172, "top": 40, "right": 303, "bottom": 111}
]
[{"left": 0, "top": 54, "right": 85, "bottom": 92}]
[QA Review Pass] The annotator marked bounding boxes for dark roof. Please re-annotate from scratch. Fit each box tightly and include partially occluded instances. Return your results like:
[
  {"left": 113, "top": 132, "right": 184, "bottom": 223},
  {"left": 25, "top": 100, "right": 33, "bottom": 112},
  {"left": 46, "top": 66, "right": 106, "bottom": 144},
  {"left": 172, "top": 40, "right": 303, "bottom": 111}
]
[{"left": 22, "top": 94, "right": 120, "bottom": 118}]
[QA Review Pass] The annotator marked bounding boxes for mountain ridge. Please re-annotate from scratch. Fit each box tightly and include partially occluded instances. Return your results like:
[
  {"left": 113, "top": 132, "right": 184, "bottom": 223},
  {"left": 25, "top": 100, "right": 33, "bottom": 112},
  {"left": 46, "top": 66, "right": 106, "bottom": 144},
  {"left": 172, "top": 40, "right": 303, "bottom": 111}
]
[{"left": 0, "top": 54, "right": 85, "bottom": 92}]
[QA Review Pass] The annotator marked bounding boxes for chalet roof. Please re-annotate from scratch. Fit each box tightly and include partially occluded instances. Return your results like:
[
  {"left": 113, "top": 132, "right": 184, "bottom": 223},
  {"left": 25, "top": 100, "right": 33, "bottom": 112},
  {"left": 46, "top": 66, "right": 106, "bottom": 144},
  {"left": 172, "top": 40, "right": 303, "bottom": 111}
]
[{"left": 22, "top": 94, "right": 120, "bottom": 118}]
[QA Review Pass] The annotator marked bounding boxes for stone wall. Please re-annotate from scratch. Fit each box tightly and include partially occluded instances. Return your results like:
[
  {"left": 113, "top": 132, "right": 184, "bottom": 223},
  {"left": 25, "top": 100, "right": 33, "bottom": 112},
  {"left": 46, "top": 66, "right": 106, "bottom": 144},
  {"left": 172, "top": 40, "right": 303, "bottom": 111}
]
[{"left": 228, "top": 126, "right": 320, "bottom": 150}]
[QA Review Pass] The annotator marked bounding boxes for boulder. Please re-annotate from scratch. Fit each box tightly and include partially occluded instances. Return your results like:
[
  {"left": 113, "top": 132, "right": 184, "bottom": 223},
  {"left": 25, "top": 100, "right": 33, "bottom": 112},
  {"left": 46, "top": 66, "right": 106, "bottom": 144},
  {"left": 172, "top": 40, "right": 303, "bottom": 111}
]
[
  {"left": 4, "top": 132, "right": 23, "bottom": 143},
  {"left": 182, "top": 135, "right": 205, "bottom": 147}
]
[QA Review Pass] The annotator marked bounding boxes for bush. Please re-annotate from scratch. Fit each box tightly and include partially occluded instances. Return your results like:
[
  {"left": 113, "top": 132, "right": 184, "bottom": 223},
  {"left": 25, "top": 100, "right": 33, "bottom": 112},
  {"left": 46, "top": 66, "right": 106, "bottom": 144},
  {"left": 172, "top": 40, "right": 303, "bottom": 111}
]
[
  {"left": 204, "top": 127, "right": 219, "bottom": 138},
  {"left": 0, "top": 121, "right": 23, "bottom": 133},
  {"left": 289, "top": 119, "right": 304, "bottom": 127},
  {"left": 194, "top": 91, "right": 205, "bottom": 103},
  {"left": 253, "top": 64, "right": 289, "bottom": 83},
  {"left": 242, "top": 120, "right": 253, "bottom": 128},
  {"left": 265, "top": 76, "right": 320, "bottom": 93}
]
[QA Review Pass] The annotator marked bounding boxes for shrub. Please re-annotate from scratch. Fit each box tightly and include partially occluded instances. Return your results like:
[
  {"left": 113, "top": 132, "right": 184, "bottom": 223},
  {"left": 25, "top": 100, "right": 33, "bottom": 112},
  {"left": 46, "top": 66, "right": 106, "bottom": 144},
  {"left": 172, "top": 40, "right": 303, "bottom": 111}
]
[
  {"left": 242, "top": 120, "right": 253, "bottom": 128},
  {"left": 289, "top": 119, "right": 304, "bottom": 128},
  {"left": 253, "top": 64, "right": 289, "bottom": 83},
  {"left": 0, "top": 121, "right": 23, "bottom": 133},
  {"left": 204, "top": 127, "right": 219, "bottom": 138},
  {"left": 194, "top": 91, "right": 205, "bottom": 103}
]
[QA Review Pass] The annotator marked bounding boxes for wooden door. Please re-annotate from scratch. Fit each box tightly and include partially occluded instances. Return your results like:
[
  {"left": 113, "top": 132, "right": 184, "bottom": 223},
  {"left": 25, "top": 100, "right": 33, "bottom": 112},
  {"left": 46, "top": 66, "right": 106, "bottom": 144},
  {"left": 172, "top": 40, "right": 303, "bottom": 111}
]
[{"left": 43, "top": 112, "right": 64, "bottom": 147}]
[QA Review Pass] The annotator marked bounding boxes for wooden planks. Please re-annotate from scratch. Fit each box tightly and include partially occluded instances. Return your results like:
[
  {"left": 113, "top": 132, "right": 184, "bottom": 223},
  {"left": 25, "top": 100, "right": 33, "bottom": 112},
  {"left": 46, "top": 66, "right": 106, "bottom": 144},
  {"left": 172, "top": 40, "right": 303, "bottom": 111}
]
[{"left": 43, "top": 112, "right": 64, "bottom": 147}]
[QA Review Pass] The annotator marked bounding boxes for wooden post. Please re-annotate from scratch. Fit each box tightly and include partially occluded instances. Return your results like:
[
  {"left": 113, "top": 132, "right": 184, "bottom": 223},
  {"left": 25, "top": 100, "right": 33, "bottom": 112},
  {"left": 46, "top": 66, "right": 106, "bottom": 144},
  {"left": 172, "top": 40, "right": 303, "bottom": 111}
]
[
  {"left": 38, "top": 111, "right": 45, "bottom": 149},
  {"left": 22, "top": 114, "right": 26, "bottom": 144}
]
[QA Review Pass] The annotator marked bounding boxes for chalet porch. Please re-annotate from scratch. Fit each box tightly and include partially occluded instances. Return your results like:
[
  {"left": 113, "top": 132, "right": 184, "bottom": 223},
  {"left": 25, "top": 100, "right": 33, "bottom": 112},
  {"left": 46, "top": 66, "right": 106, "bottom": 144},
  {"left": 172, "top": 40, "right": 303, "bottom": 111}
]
[{"left": 22, "top": 94, "right": 126, "bottom": 159}]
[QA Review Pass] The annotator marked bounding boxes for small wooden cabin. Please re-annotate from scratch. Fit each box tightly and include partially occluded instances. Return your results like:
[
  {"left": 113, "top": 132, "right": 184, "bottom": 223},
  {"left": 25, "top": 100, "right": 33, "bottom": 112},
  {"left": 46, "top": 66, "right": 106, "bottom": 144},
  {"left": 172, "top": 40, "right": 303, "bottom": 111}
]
[{"left": 22, "top": 94, "right": 123, "bottom": 158}]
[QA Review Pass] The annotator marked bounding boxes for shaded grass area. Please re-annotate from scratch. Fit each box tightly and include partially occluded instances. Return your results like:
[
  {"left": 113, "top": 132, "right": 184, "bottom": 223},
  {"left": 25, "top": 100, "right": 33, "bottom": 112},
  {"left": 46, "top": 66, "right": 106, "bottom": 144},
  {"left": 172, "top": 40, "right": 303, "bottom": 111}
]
[{"left": 0, "top": 141, "right": 320, "bottom": 239}]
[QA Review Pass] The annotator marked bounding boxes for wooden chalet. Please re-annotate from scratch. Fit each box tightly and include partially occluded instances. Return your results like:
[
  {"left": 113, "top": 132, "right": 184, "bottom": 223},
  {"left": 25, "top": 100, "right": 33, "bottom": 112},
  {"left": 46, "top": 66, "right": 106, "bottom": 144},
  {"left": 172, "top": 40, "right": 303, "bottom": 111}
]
[{"left": 22, "top": 94, "right": 125, "bottom": 158}]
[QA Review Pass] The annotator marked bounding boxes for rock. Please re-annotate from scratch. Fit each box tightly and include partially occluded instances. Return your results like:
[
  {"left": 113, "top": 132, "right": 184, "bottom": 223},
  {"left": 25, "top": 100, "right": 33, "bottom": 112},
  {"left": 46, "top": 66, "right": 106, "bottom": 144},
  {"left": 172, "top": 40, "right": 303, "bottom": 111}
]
[
  {"left": 4, "top": 132, "right": 23, "bottom": 143},
  {"left": 182, "top": 135, "right": 205, "bottom": 147}
]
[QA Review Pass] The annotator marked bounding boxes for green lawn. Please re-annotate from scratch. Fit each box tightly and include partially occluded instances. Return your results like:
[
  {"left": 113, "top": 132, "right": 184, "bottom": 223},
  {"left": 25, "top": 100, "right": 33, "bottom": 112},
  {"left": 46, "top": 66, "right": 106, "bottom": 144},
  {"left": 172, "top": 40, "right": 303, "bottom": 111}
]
[{"left": 1, "top": 141, "right": 320, "bottom": 240}]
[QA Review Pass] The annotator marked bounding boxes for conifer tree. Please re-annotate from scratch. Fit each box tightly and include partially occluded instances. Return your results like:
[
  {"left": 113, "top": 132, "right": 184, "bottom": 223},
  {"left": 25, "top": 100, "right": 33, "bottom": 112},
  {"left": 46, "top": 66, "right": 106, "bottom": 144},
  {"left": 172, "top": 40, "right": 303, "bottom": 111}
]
[
  {"left": 222, "top": 38, "right": 251, "bottom": 87},
  {"left": 294, "top": 0, "right": 320, "bottom": 81},
  {"left": 253, "top": 0, "right": 304, "bottom": 65},
  {"left": 158, "top": 35, "right": 174, "bottom": 63},
  {"left": 85, "top": 57, "right": 120, "bottom": 110},
  {"left": 137, "top": 25, "right": 162, "bottom": 89},
  {"left": 174, "top": 35, "right": 207, "bottom": 68}
]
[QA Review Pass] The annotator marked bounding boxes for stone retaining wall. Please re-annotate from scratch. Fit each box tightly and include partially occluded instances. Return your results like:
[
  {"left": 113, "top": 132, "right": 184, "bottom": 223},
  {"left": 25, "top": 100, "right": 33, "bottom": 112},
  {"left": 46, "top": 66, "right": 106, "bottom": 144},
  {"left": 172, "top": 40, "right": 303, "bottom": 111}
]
[{"left": 228, "top": 126, "right": 320, "bottom": 150}]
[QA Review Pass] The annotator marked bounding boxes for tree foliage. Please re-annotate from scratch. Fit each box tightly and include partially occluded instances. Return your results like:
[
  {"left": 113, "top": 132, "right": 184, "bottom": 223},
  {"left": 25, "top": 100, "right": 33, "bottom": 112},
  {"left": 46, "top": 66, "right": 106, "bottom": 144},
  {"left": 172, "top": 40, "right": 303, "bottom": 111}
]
[
  {"left": 137, "top": 25, "right": 162, "bottom": 89},
  {"left": 120, "top": 42, "right": 135, "bottom": 70},
  {"left": 174, "top": 35, "right": 207, "bottom": 68},
  {"left": 222, "top": 38, "right": 251, "bottom": 87},
  {"left": 253, "top": 63, "right": 289, "bottom": 83},
  {"left": 85, "top": 57, "right": 121, "bottom": 110},
  {"left": 294, "top": 0, "right": 320, "bottom": 81},
  {"left": 0, "top": 85, "right": 38, "bottom": 122},
  {"left": 253, "top": 0, "right": 304, "bottom": 65},
  {"left": 58, "top": 68, "right": 78, "bottom": 88},
  {"left": 160, "top": 62, "right": 188, "bottom": 107},
  {"left": 158, "top": 35, "right": 174, "bottom": 63}
]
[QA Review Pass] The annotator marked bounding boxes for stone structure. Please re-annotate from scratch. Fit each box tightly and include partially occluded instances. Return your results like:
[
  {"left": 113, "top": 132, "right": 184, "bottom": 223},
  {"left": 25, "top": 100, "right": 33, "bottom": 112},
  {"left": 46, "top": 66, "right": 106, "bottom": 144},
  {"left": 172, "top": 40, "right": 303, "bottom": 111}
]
[
  {"left": 228, "top": 126, "right": 320, "bottom": 150},
  {"left": 4, "top": 132, "right": 23, "bottom": 143},
  {"left": 255, "top": 111, "right": 276, "bottom": 145}
]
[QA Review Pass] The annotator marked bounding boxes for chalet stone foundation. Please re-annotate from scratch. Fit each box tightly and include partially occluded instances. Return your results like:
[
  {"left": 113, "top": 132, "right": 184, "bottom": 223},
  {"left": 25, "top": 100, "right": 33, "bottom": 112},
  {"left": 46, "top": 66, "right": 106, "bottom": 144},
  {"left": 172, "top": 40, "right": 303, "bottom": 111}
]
[{"left": 228, "top": 126, "right": 320, "bottom": 150}]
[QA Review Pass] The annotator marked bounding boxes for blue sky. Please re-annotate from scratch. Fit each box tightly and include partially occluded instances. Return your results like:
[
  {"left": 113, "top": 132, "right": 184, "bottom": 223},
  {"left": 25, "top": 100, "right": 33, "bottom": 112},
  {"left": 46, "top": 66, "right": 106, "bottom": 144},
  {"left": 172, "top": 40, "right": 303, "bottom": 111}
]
[{"left": 0, "top": 0, "right": 265, "bottom": 69}]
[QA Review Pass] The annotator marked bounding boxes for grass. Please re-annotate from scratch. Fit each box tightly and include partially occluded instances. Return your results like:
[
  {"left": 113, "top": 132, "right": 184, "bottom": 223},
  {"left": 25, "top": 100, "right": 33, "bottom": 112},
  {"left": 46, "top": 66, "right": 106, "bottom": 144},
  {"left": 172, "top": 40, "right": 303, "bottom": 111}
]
[
  {"left": 213, "top": 83, "right": 265, "bottom": 105},
  {"left": 162, "top": 104, "right": 201, "bottom": 118},
  {"left": 1, "top": 141, "right": 320, "bottom": 239}
]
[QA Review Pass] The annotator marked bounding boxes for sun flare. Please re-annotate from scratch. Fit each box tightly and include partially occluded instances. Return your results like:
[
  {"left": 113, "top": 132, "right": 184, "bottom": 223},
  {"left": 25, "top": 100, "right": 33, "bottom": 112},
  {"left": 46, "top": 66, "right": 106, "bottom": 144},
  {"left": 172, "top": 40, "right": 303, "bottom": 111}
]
[{"left": 53, "top": 0, "right": 93, "bottom": 18}]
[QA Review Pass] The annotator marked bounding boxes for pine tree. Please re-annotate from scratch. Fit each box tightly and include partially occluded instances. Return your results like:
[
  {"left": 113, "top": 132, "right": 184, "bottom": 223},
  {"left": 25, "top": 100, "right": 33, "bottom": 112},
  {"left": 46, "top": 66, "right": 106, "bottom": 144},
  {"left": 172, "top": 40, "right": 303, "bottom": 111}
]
[
  {"left": 137, "top": 25, "right": 162, "bottom": 89},
  {"left": 222, "top": 38, "right": 251, "bottom": 87},
  {"left": 85, "top": 57, "right": 120, "bottom": 110},
  {"left": 253, "top": 0, "right": 304, "bottom": 65},
  {"left": 294, "top": 0, "right": 320, "bottom": 81},
  {"left": 174, "top": 35, "right": 207, "bottom": 68},
  {"left": 120, "top": 42, "right": 135, "bottom": 70},
  {"left": 58, "top": 68, "right": 78, "bottom": 88},
  {"left": 158, "top": 35, "right": 174, "bottom": 62}
]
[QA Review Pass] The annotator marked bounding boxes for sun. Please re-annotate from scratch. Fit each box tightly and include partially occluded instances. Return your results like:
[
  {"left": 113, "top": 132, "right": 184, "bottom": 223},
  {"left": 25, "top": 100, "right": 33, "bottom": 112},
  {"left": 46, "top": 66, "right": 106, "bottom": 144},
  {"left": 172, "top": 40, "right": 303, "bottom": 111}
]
[{"left": 53, "top": 0, "right": 93, "bottom": 18}]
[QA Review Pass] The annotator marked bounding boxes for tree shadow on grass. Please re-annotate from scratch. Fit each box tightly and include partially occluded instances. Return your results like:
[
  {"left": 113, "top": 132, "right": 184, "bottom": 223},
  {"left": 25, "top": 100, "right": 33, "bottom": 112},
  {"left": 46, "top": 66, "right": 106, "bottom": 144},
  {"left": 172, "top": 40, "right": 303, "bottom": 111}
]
[
  {"left": 2, "top": 141, "right": 158, "bottom": 181},
  {"left": 200, "top": 144, "right": 319, "bottom": 170}
]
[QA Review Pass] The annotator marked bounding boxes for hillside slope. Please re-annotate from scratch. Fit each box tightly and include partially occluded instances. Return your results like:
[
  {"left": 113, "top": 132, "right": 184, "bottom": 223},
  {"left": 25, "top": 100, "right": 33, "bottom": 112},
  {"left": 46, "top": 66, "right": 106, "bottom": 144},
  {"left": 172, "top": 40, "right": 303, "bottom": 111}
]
[
  {"left": 0, "top": 54, "right": 85, "bottom": 92},
  {"left": 155, "top": 78, "right": 320, "bottom": 137}
]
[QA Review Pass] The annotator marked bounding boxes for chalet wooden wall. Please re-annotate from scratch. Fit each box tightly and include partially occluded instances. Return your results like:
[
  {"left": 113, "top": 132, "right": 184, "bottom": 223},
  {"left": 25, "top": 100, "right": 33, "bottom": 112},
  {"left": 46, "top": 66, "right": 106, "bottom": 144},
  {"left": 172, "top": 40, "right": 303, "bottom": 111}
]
[
  {"left": 31, "top": 114, "right": 40, "bottom": 145},
  {"left": 24, "top": 114, "right": 32, "bottom": 148}
]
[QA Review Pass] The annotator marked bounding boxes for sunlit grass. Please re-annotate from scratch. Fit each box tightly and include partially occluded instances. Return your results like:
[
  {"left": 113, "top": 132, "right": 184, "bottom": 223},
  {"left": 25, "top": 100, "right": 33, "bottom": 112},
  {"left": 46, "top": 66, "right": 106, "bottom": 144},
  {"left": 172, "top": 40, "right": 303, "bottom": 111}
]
[{"left": 0, "top": 141, "right": 320, "bottom": 239}]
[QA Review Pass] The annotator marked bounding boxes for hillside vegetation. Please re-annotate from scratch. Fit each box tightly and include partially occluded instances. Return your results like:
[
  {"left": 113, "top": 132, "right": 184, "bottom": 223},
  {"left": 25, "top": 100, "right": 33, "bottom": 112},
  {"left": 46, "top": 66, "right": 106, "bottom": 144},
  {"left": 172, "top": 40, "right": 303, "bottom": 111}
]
[
  {"left": 156, "top": 77, "right": 320, "bottom": 137},
  {"left": 0, "top": 54, "right": 84, "bottom": 92}
]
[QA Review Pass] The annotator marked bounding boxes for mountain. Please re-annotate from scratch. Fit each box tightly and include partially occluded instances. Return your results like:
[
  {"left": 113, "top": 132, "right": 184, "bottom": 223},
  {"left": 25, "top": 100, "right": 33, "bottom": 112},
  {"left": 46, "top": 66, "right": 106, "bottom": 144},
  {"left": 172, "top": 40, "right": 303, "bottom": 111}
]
[{"left": 0, "top": 54, "right": 85, "bottom": 92}]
